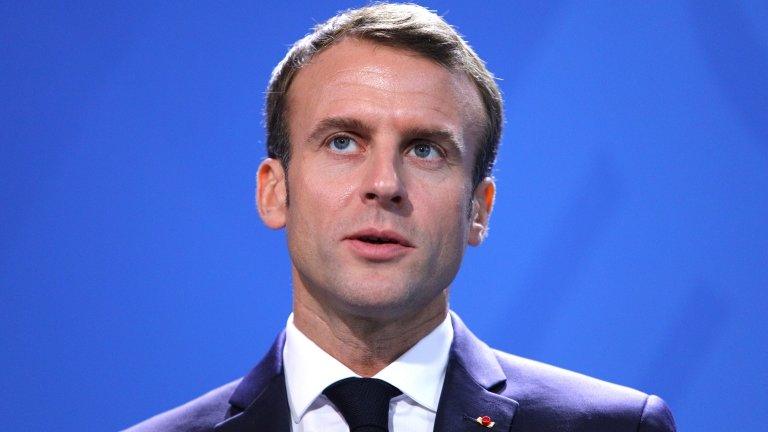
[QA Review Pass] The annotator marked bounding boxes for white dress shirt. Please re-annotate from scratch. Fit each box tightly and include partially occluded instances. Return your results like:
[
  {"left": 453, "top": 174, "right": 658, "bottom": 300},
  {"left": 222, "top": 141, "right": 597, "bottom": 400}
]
[{"left": 282, "top": 313, "right": 454, "bottom": 432}]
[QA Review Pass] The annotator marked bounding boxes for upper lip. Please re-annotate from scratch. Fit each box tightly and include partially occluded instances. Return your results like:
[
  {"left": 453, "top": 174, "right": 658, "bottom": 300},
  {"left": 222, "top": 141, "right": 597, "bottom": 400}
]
[{"left": 345, "top": 228, "right": 415, "bottom": 247}]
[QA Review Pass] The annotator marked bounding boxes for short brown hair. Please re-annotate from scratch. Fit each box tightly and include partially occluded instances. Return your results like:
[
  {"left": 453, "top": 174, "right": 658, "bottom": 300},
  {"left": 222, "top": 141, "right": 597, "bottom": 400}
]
[{"left": 265, "top": 3, "right": 502, "bottom": 189}]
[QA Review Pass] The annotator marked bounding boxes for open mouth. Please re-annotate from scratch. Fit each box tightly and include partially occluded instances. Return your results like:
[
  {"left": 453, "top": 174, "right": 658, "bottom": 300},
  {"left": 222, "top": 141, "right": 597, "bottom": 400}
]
[
  {"left": 347, "top": 229, "right": 413, "bottom": 248},
  {"left": 357, "top": 235, "right": 401, "bottom": 245}
]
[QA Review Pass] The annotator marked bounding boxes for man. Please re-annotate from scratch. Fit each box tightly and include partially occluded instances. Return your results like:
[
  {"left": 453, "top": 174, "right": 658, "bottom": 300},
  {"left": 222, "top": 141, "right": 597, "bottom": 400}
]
[{"left": 126, "top": 3, "right": 676, "bottom": 432}]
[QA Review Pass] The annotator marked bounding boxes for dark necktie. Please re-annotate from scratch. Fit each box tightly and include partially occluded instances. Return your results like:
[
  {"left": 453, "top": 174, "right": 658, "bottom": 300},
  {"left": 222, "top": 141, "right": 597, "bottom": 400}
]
[{"left": 322, "top": 377, "right": 403, "bottom": 432}]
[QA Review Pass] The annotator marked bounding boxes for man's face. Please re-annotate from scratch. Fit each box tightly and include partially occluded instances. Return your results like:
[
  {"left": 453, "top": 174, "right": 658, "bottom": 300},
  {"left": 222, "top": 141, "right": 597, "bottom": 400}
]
[{"left": 258, "top": 38, "right": 493, "bottom": 320}]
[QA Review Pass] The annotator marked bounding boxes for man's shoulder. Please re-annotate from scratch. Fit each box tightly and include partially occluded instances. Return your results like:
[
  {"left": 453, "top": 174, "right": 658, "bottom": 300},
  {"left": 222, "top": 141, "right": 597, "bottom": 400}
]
[
  {"left": 492, "top": 349, "right": 648, "bottom": 403},
  {"left": 122, "top": 379, "right": 242, "bottom": 432},
  {"left": 491, "top": 349, "right": 675, "bottom": 431}
]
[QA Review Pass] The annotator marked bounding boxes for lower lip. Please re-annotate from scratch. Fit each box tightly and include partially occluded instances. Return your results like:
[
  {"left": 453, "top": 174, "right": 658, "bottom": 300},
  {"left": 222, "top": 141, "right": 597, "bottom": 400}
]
[{"left": 344, "top": 239, "right": 413, "bottom": 261}]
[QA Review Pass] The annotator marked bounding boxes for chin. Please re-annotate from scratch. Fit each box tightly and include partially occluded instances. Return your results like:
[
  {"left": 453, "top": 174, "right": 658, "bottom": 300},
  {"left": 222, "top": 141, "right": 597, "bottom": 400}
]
[
  {"left": 334, "top": 281, "right": 424, "bottom": 320},
  {"left": 338, "top": 280, "right": 448, "bottom": 324}
]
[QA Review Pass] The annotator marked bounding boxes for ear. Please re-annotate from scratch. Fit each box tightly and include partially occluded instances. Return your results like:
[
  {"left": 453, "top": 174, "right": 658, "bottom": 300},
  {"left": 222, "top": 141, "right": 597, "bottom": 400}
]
[
  {"left": 468, "top": 177, "right": 495, "bottom": 246},
  {"left": 256, "top": 158, "right": 287, "bottom": 229}
]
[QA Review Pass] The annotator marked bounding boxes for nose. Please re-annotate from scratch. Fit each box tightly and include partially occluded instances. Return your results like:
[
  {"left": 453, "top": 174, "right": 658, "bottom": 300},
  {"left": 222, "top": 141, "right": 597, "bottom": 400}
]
[{"left": 360, "top": 151, "right": 406, "bottom": 209}]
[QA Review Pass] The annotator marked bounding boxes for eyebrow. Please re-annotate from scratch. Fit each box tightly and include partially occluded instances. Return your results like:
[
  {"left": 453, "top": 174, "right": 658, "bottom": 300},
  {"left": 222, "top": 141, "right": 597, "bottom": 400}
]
[
  {"left": 305, "top": 117, "right": 372, "bottom": 145},
  {"left": 305, "top": 116, "right": 466, "bottom": 154},
  {"left": 405, "top": 126, "right": 465, "bottom": 154}
]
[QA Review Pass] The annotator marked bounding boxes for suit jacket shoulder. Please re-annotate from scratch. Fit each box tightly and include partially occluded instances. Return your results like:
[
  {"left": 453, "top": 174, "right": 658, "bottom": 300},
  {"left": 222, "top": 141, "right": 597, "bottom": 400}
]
[
  {"left": 122, "top": 379, "right": 241, "bottom": 432},
  {"left": 491, "top": 349, "right": 675, "bottom": 432}
]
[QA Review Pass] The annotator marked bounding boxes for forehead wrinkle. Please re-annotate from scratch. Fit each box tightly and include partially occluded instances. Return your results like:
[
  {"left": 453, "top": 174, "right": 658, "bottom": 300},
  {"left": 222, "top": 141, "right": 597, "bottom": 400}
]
[
  {"left": 318, "top": 80, "right": 465, "bottom": 122},
  {"left": 322, "top": 78, "right": 445, "bottom": 103},
  {"left": 318, "top": 59, "right": 459, "bottom": 97},
  {"left": 336, "top": 66, "right": 397, "bottom": 91}
]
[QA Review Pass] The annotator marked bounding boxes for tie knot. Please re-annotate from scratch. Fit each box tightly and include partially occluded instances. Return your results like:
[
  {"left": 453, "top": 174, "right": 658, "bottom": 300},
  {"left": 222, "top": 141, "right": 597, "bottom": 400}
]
[{"left": 322, "top": 377, "right": 403, "bottom": 432}]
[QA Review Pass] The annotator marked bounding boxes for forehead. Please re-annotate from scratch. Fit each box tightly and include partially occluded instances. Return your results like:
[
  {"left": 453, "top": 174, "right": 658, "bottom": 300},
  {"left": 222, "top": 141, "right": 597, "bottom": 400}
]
[{"left": 286, "top": 38, "right": 485, "bottom": 146}]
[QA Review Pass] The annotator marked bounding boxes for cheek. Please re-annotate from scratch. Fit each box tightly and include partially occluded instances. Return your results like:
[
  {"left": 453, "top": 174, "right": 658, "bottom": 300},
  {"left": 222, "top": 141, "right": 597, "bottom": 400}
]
[
  {"left": 287, "top": 166, "right": 357, "bottom": 233},
  {"left": 415, "top": 181, "right": 472, "bottom": 248},
  {"left": 445, "top": 199, "right": 472, "bottom": 246}
]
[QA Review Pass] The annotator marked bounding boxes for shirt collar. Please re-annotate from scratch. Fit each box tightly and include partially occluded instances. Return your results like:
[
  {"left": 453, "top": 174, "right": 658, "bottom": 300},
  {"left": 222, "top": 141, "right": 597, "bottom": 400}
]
[{"left": 282, "top": 312, "right": 453, "bottom": 422}]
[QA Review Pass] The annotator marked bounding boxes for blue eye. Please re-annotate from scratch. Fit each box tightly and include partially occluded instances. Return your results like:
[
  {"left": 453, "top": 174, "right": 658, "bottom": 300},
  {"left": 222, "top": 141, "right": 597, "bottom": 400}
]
[
  {"left": 410, "top": 143, "right": 441, "bottom": 160},
  {"left": 329, "top": 136, "right": 359, "bottom": 153}
]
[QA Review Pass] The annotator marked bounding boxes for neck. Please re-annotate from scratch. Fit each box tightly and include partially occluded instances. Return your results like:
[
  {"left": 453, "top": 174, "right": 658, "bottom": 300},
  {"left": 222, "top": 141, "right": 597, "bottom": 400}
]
[{"left": 292, "top": 284, "right": 448, "bottom": 377}]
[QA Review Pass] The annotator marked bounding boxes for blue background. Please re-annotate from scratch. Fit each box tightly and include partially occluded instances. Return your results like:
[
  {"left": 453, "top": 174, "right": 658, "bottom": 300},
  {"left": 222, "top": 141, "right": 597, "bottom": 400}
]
[{"left": 2, "top": 1, "right": 766, "bottom": 430}]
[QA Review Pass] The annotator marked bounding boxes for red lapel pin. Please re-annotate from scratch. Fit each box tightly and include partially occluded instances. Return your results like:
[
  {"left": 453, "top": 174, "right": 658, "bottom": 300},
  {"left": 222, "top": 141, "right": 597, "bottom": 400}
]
[{"left": 475, "top": 415, "right": 495, "bottom": 428}]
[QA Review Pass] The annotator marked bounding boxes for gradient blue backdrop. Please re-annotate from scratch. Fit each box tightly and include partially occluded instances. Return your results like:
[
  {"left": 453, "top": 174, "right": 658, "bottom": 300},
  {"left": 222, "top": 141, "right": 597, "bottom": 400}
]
[{"left": 2, "top": 1, "right": 766, "bottom": 431}]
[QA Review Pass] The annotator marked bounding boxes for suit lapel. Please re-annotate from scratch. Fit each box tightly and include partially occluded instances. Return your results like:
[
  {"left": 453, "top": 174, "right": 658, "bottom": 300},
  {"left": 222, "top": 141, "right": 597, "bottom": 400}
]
[
  {"left": 433, "top": 313, "right": 519, "bottom": 432},
  {"left": 214, "top": 331, "right": 291, "bottom": 432}
]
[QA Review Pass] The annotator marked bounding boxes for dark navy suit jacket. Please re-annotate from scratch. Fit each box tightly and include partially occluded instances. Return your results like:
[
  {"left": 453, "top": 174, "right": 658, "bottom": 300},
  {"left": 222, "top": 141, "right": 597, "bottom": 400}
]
[{"left": 125, "top": 313, "right": 676, "bottom": 431}]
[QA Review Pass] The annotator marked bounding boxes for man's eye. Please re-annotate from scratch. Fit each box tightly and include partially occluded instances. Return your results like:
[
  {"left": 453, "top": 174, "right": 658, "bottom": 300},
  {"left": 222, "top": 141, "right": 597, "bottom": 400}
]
[
  {"left": 328, "top": 136, "right": 359, "bottom": 153},
  {"left": 409, "top": 143, "right": 441, "bottom": 160}
]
